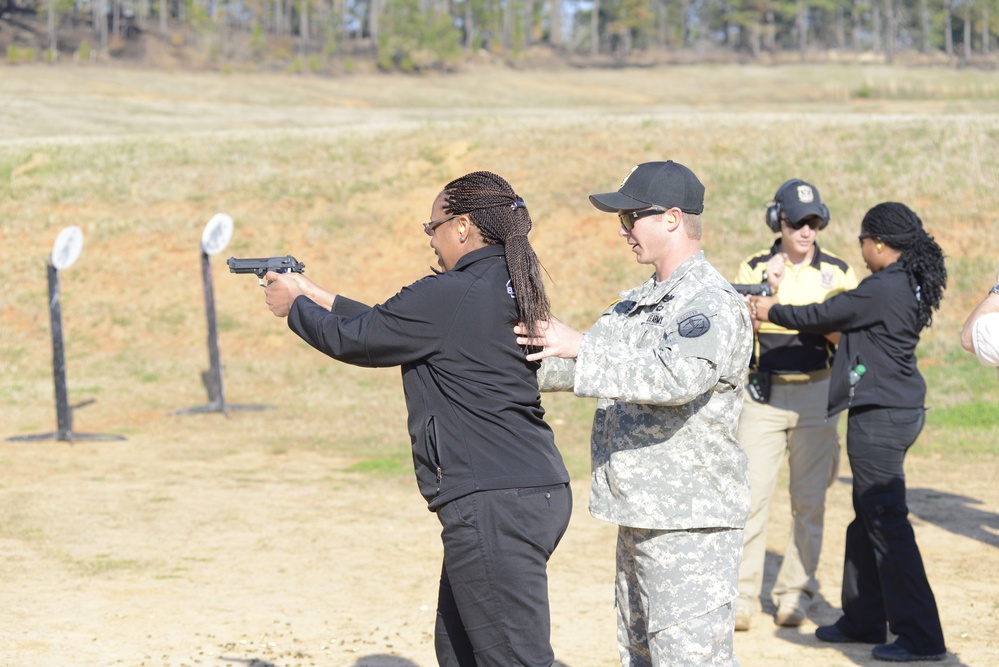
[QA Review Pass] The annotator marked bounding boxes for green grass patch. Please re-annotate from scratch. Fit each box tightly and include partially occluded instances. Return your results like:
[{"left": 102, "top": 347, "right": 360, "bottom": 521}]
[
  {"left": 927, "top": 402, "right": 999, "bottom": 430},
  {"left": 345, "top": 457, "right": 412, "bottom": 476}
]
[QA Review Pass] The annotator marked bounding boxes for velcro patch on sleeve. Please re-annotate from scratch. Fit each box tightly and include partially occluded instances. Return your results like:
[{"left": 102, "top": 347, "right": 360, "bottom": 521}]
[{"left": 677, "top": 311, "right": 711, "bottom": 338}]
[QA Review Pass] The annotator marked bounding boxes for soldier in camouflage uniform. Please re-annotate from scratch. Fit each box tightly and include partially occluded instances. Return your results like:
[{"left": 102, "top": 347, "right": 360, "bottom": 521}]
[{"left": 516, "top": 161, "right": 754, "bottom": 666}]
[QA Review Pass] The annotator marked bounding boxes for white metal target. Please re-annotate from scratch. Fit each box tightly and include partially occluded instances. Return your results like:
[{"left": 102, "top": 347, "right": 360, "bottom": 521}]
[
  {"left": 201, "top": 213, "right": 234, "bottom": 256},
  {"left": 51, "top": 226, "right": 84, "bottom": 270}
]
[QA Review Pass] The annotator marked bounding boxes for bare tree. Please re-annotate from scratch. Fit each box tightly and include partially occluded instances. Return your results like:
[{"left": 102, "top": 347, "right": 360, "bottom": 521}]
[
  {"left": 765, "top": 6, "right": 775, "bottom": 51},
  {"left": 504, "top": 0, "right": 514, "bottom": 50},
  {"left": 982, "top": 2, "right": 990, "bottom": 55},
  {"left": 919, "top": 0, "right": 931, "bottom": 52},
  {"left": 884, "top": 0, "right": 895, "bottom": 63},
  {"left": 464, "top": 0, "right": 474, "bottom": 50},
  {"left": 99, "top": 0, "right": 109, "bottom": 52},
  {"left": 795, "top": 0, "right": 807, "bottom": 56},
  {"left": 656, "top": 0, "right": 669, "bottom": 50},
  {"left": 550, "top": 0, "right": 562, "bottom": 48},
  {"left": 299, "top": 0, "right": 311, "bottom": 55},
  {"left": 872, "top": 0, "right": 881, "bottom": 53},
  {"left": 964, "top": 0, "right": 972, "bottom": 60},
  {"left": 591, "top": 0, "right": 599, "bottom": 55},
  {"left": 46, "top": 0, "right": 56, "bottom": 56},
  {"left": 944, "top": 0, "right": 954, "bottom": 59},
  {"left": 369, "top": 0, "right": 380, "bottom": 45},
  {"left": 852, "top": 0, "right": 863, "bottom": 49}
]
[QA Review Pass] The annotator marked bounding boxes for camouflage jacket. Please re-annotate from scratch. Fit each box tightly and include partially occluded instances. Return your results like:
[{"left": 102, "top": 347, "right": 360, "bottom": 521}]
[{"left": 539, "top": 251, "right": 753, "bottom": 530}]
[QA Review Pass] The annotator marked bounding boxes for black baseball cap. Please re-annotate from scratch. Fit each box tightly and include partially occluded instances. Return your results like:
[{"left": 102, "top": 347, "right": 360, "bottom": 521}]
[
  {"left": 589, "top": 161, "right": 705, "bottom": 215},
  {"left": 776, "top": 179, "right": 826, "bottom": 223}
]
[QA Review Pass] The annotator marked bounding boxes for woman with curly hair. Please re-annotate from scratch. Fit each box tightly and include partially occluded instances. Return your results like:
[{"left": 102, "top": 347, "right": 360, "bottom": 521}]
[
  {"left": 751, "top": 201, "right": 948, "bottom": 663},
  {"left": 260, "top": 171, "right": 571, "bottom": 667}
]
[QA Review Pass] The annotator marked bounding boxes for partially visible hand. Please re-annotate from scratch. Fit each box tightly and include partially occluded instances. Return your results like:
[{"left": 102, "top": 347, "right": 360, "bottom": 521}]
[
  {"left": 750, "top": 295, "right": 779, "bottom": 323},
  {"left": 264, "top": 271, "right": 312, "bottom": 317},
  {"left": 514, "top": 319, "right": 584, "bottom": 362},
  {"left": 765, "top": 253, "right": 789, "bottom": 290},
  {"left": 745, "top": 298, "right": 761, "bottom": 332}
]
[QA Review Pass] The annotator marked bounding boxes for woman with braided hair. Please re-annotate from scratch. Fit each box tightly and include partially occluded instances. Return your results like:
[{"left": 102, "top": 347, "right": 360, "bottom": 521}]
[
  {"left": 435, "top": 171, "right": 551, "bottom": 344},
  {"left": 260, "top": 170, "right": 571, "bottom": 667},
  {"left": 752, "top": 202, "right": 948, "bottom": 662}
]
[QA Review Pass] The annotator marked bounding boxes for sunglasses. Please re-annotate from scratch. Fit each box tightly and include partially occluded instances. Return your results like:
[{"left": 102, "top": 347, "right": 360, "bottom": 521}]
[
  {"left": 857, "top": 233, "right": 877, "bottom": 245},
  {"left": 619, "top": 208, "right": 665, "bottom": 232},
  {"left": 424, "top": 214, "right": 459, "bottom": 236},
  {"left": 783, "top": 217, "right": 822, "bottom": 231}
]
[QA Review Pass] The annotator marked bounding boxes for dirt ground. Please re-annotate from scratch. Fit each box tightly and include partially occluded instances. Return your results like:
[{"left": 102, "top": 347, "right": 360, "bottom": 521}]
[{"left": 2, "top": 424, "right": 997, "bottom": 667}]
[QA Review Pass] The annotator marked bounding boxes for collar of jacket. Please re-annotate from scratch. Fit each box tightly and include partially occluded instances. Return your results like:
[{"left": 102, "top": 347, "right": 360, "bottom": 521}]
[
  {"left": 770, "top": 239, "right": 824, "bottom": 271},
  {"left": 624, "top": 250, "right": 706, "bottom": 308},
  {"left": 452, "top": 243, "right": 507, "bottom": 271}
]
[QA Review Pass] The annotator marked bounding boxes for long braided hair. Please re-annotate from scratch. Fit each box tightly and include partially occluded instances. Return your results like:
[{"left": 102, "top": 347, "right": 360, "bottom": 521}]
[
  {"left": 861, "top": 202, "right": 947, "bottom": 331},
  {"left": 442, "top": 171, "right": 550, "bottom": 340}
]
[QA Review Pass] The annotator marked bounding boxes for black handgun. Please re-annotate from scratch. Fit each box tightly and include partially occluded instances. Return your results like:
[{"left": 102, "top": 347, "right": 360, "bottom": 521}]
[
  {"left": 731, "top": 283, "right": 773, "bottom": 297},
  {"left": 227, "top": 255, "right": 305, "bottom": 286}
]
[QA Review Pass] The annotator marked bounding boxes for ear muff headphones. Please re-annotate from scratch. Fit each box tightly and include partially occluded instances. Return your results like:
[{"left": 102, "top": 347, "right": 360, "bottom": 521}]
[{"left": 766, "top": 179, "right": 830, "bottom": 233}]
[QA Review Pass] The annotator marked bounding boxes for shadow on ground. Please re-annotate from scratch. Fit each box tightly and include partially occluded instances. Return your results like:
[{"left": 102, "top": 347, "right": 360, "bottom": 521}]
[{"left": 908, "top": 488, "right": 999, "bottom": 549}]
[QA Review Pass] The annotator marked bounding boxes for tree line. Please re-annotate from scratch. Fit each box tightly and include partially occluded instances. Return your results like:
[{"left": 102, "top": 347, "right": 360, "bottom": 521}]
[{"left": 8, "top": 0, "right": 997, "bottom": 70}]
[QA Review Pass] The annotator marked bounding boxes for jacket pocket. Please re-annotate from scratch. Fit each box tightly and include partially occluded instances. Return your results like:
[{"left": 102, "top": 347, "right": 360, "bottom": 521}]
[{"left": 425, "top": 413, "right": 443, "bottom": 492}]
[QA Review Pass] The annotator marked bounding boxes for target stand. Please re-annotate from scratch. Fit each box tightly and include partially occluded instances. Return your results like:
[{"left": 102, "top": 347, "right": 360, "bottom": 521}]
[
  {"left": 7, "top": 253, "right": 126, "bottom": 444},
  {"left": 171, "top": 214, "right": 273, "bottom": 418}
]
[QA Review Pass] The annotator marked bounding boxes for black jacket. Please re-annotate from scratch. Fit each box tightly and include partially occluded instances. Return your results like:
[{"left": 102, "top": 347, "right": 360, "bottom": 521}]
[
  {"left": 769, "top": 262, "right": 926, "bottom": 416},
  {"left": 287, "top": 244, "right": 569, "bottom": 511}
]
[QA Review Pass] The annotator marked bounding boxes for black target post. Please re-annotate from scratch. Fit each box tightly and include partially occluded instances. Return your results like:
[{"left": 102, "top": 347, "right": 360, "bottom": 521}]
[
  {"left": 171, "top": 215, "right": 273, "bottom": 417},
  {"left": 7, "top": 260, "right": 125, "bottom": 444}
]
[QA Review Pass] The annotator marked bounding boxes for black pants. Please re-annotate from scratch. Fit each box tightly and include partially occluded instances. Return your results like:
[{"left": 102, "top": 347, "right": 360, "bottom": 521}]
[
  {"left": 434, "top": 483, "right": 572, "bottom": 667},
  {"left": 836, "top": 407, "right": 946, "bottom": 655}
]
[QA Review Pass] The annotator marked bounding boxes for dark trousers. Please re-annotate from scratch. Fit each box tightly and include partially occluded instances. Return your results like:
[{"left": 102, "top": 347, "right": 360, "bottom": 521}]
[
  {"left": 435, "top": 483, "right": 572, "bottom": 667},
  {"left": 836, "top": 407, "right": 946, "bottom": 655}
]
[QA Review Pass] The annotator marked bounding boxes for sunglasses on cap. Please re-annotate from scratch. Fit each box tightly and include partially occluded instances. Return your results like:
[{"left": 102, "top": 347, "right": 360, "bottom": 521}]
[
  {"left": 783, "top": 217, "right": 822, "bottom": 231},
  {"left": 619, "top": 208, "right": 665, "bottom": 232}
]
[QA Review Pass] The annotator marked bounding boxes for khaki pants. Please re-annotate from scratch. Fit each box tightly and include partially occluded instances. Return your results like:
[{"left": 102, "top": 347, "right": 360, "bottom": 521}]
[{"left": 736, "top": 378, "right": 839, "bottom": 614}]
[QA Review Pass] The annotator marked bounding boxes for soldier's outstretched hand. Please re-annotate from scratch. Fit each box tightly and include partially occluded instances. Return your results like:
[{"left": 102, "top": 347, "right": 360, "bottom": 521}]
[{"left": 514, "top": 319, "right": 584, "bottom": 362}]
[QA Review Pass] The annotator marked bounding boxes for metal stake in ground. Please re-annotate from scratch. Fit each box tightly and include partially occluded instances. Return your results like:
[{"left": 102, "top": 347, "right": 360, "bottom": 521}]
[
  {"left": 171, "top": 213, "right": 273, "bottom": 418},
  {"left": 7, "top": 226, "right": 126, "bottom": 444}
]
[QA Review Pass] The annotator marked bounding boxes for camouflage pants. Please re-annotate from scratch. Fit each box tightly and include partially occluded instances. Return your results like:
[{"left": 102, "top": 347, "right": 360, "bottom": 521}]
[{"left": 615, "top": 526, "right": 742, "bottom": 667}]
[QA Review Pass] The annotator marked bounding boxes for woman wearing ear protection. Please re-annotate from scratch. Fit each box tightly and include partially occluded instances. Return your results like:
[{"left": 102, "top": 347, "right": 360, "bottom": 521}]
[
  {"left": 751, "top": 202, "right": 948, "bottom": 662},
  {"left": 732, "top": 179, "right": 858, "bottom": 631}
]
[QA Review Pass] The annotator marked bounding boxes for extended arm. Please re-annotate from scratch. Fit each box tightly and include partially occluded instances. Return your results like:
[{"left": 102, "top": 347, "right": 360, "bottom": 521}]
[
  {"left": 264, "top": 271, "right": 337, "bottom": 317},
  {"left": 961, "top": 291, "right": 999, "bottom": 355}
]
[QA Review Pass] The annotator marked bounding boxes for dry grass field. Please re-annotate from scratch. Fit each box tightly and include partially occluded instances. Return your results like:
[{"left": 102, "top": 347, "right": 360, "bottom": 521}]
[{"left": 1, "top": 63, "right": 999, "bottom": 667}]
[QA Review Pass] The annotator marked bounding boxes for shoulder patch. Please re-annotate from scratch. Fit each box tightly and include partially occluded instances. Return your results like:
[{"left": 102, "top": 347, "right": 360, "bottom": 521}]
[
  {"left": 678, "top": 312, "right": 711, "bottom": 338},
  {"left": 614, "top": 300, "right": 636, "bottom": 314}
]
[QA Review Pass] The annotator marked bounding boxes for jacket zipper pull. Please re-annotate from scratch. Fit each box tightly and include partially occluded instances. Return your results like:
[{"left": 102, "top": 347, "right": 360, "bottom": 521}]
[{"left": 436, "top": 466, "right": 443, "bottom": 484}]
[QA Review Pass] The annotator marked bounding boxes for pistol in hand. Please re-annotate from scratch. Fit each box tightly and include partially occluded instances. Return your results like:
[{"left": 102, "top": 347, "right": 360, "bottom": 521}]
[
  {"left": 227, "top": 255, "right": 305, "bottom": 287},
  {"left": 731, "top": 283, "right": 773, "bottom": 297}
]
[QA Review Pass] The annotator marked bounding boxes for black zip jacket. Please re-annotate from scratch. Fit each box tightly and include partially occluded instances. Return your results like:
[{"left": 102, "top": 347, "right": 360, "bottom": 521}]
[
  {"left": 287, "top": 244, "right": 569, "bottom": 511},
  {"left": 768, "top": 262, "right": 926, "bottom": 416}
]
